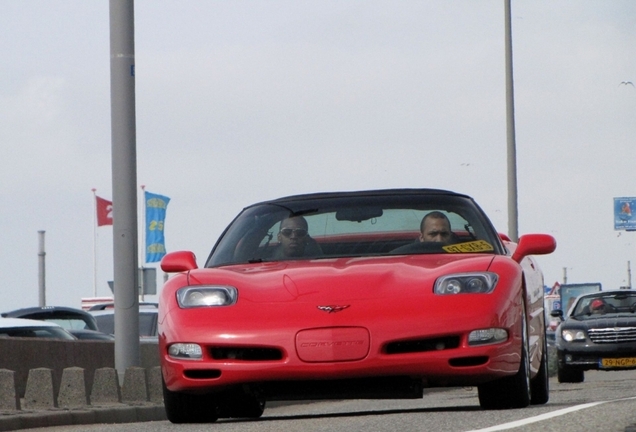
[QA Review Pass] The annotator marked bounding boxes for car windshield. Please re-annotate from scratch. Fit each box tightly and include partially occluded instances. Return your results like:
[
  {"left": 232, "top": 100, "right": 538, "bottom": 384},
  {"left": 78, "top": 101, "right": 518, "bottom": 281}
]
[
  {"left": 572, "top": 292, "right": 636, "bottom": 318},
  {"left": 206, "top": 191, "right": 504, "bottom": 267}
]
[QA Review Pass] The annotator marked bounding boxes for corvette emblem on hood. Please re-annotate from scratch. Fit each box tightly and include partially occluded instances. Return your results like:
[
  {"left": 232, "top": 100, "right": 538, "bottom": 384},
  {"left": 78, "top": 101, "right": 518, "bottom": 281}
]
[{"left": 317, "top": 305, "right": 350, "bottom": 313}]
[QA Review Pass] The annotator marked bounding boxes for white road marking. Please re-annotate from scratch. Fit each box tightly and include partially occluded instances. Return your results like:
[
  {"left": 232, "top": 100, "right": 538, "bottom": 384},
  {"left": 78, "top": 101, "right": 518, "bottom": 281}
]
[{"left": 466, "top": 396, "right": 636, "bottom": 432}]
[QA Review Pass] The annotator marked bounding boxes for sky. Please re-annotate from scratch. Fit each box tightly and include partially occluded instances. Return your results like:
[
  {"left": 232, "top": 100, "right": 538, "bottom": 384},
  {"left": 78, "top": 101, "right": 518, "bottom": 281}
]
[{"left": 1, "top": 1, "right": 635, "bottom": 312}]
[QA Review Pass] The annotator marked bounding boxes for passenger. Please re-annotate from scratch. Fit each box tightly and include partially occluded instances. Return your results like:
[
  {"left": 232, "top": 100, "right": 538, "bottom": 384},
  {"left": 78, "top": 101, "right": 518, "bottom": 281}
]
[
  {"left": 419, "top": 211, "right": 453, "bottom": 244},
  {"left": 391, "top": 211, "right": 455, "bottom": 254}
]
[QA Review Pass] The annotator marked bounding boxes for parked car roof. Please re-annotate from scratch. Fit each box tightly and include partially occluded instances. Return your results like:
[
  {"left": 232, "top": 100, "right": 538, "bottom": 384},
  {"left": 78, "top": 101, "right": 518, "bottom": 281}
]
[
  {"left": 0, "top": 317, "right": 77, "bottom": 340},
  {"left": 1, "top": 305, "right": 99, "bottom": 331},
  {"left": 87, "top": 302, "right": 158, "bottom": 311}
]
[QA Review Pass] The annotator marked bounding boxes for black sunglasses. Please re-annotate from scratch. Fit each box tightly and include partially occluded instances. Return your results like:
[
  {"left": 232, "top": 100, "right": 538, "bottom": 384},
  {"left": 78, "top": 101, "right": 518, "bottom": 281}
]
[{"left": 279, "top": 228, "right": 308, "bottom": 238}]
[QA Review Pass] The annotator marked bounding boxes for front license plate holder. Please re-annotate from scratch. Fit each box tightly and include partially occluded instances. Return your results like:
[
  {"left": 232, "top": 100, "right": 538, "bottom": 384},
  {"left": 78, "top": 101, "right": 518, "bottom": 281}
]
[{"left": 600, "top": 357, "right": 636, "bottom": 368}]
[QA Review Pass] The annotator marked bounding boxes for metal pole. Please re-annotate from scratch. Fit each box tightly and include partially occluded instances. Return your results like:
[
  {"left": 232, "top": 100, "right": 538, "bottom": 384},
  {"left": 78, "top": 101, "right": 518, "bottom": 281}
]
[
  {"left": 110, "top": 0, "right": 140, "bottom": 380},
  {"left": 140, "top": 184, "right": 145, "bottom": 302},
  {"left": 38, "top": 231, "right": 46, "bottom": 307},
  {"left": 504, "top": 0, "right": 519, "bottom": 242},
  {"left": 628, "top": 261, "right": 632, "bottom": 289},
  {"left": 92, "top": 189, "right": 98, "bottom": 297}
]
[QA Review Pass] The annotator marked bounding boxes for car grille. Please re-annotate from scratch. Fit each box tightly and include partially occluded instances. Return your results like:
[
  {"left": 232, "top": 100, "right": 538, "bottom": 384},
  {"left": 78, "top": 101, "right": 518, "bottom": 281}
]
[{"left": 588, "top": 327, "right": 636, "bottom": 343}]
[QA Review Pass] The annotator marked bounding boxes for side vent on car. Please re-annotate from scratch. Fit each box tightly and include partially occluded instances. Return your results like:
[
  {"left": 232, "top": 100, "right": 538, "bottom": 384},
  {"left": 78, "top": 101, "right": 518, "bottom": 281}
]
[
  {"left": 448, "top": 356, "right": 488, "bottom": 367},
  {"left": 210, "top": 347, "right": 284, "bottom": 361},
  {"left": 183, "top": 369, "right": 221, "bottom": 379},
  {"left": 384, "top": 336, "right": 460, "bottom": 355}
]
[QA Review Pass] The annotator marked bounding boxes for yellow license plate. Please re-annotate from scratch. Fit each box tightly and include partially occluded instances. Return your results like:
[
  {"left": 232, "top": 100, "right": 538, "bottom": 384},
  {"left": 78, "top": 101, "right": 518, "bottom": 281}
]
[
  {"left": 600, "top": 357, "right": 636, "bottom": 368},
  {"left": 443, "top": 240, "right": 494, "bottom": 253}
]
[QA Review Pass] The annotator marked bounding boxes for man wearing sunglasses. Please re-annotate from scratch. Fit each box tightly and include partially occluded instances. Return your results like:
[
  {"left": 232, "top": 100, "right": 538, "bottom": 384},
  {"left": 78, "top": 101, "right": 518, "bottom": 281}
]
[{"left": 275, "top": 216, "right": 310, "bottom": 258}]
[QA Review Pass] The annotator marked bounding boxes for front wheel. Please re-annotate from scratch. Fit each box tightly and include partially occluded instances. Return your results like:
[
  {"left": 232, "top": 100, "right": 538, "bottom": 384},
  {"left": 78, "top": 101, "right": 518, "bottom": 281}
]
[
  {"left": 218, "top": 395, "right": 265, "bottom": 419},
  {"left": 216, "top": 386, "right": 266, "bottom": 419},
  {"left": 478, "top": 300, "right": 531, "bottom": 409},
  {"left": 162, "top": 379, "right": 219, "bottom": 424},
  {"left": 530, "top": 336, "right": 549, "bottom": 405}
]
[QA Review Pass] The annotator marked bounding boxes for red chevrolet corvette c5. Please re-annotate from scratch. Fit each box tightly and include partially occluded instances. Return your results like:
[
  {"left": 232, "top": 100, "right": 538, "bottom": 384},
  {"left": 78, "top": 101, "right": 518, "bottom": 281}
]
[{"left": 158, "top": 189, "right": 556, "bottom": 423}]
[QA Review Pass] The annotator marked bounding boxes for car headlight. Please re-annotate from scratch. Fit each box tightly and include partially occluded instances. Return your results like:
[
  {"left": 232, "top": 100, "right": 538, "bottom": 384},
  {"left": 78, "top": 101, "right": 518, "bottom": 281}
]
[
  {"left": 561, "top": 329, "right": 586, "bottom": 342},
  {"left": 434, "top": 273, "right": 498, "bottom": 294},
  {"left": 168, "top": 343, "right": 203, "bottom": 360},
  {"left": 176, "top": 286, "right": 238, "bottom": 308},
  {"left": 468, "top": 328, "right": 508, "bottom": 346}
]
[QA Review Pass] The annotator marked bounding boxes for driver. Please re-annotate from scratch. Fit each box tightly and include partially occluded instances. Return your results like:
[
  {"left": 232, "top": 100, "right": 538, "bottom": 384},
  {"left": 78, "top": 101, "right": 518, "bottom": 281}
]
[
  {"left": 274, "top": 216, "right": 310, "bottom": 258},
  {"left": 589, "top": 298, "right": 606, "bottom": 315}
]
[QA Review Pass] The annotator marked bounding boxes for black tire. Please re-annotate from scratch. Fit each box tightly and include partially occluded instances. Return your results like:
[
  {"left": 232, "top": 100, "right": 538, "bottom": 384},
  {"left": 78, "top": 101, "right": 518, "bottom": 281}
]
[
  {"left": 162, "top": 379, "right": 219, "bottom": 424},
  {"left": 530, "top": 336, "right": 549, "bottom": 405},
  {"left": 217, "top": 389, "right": 266, "bottom": 419},
  {"left": 219, "top": 396, "right": 265, "bottom": 419},
  {"left": 557, "top": 363, "right": 584, "bottom": 383},
  {"left": 478, "top": 300, "right": 531, "bottom": 409}
]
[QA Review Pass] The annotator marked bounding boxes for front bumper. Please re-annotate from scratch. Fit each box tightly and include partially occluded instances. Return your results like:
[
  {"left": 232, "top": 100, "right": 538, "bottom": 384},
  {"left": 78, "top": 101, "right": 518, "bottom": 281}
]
[
  {"left": 556, "top": 341, "right": 636, "bottom": 371},
  {"left": 161, "top": 323, "right": 523, "bottom": 395}
]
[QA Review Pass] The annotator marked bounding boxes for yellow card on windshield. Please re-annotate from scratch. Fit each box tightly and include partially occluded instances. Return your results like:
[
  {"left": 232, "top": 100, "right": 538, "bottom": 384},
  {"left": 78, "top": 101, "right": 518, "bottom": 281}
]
[{"left": 443, "top": 240, "right": 494, "bottom": 253}]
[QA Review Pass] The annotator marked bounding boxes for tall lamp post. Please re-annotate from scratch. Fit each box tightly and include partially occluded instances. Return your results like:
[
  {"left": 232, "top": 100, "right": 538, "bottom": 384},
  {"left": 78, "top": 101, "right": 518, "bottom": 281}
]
[
  {"left": 110, "top": 0, "right": 140, "bottom": 380},
  {"left": 504, "top": 0, "right": 519, "bottom": 242}
]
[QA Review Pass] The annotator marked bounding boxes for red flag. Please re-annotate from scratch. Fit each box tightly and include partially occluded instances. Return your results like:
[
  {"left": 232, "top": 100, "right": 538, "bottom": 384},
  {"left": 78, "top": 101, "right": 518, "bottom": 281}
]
[{"left": 96, "top": 196, "right": 113, "bottom": 226}]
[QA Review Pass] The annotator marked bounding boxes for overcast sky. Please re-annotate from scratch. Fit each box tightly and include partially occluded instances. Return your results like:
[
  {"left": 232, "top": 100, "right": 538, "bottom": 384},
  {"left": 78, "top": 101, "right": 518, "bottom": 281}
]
[{"left": 1, "top": 1, "right": 635, "bottom": 311}]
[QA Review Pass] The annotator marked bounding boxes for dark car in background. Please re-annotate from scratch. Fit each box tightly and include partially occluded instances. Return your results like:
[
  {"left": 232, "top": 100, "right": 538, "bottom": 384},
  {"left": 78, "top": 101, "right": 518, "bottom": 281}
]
[
  {"left": 552, "top": 289, "right": 636, "bottom": 383},
  {"left": 1, "top": 306, "right": 113, "bottom": 340}
]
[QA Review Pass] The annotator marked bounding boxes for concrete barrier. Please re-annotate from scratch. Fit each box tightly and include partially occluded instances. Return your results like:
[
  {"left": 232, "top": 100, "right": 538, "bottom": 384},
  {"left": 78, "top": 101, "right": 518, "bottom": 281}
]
[
  {"left": 122, "top": 366, "right": 148, "bottom": 403},
  {"left": 0, "top": 338, "right": 159, "bottom": 398},
  {"left": 0, "top": 338, "right": 163, "bottom": 430},
  {"left": 147, "top": 366, "right": 163, "bottom": 404},
  {"left": 0, "top": 369, "right": 19, "bottom": 411},
  {"left": 90, "top": 367, "right": 122, "bottom": 405},
  {"left": 58, "top": 367, "right": 89, "bottom": 408},
  {"left": 23, "top": 368, "right": 56, "bottom": 410},
  {"left": 0, "top": 366, "right": 166, "bottom": 432}
]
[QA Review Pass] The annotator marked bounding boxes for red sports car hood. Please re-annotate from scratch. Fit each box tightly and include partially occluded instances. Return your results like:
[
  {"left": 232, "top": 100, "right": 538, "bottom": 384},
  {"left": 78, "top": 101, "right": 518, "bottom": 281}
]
[{"left": 186, "top": 254, "right": 497, "bottom": 303}]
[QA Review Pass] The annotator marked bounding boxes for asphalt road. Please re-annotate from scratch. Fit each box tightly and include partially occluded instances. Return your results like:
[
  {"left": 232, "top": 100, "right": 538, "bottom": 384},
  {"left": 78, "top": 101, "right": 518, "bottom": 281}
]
[{"left": 22, "top": 370, "right": 636, "bottom": 432}]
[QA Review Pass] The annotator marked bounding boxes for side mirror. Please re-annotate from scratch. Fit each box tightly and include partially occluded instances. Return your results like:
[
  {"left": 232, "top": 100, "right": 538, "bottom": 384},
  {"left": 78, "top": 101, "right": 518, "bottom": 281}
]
[
  {"left": 161, "top": 251, "right": 198, "bottom": 273},
  {"left": 511, "top": 234, "right": 556, "bottom": 263},
  {"left": 550, "top": 309, "right": 564, "bottom": 319}
]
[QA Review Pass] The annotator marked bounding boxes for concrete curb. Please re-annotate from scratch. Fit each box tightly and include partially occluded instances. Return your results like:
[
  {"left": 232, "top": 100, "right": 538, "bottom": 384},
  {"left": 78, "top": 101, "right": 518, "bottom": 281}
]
[{"left": 0, "top": 366, "right": 166, "bottom": 432}]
